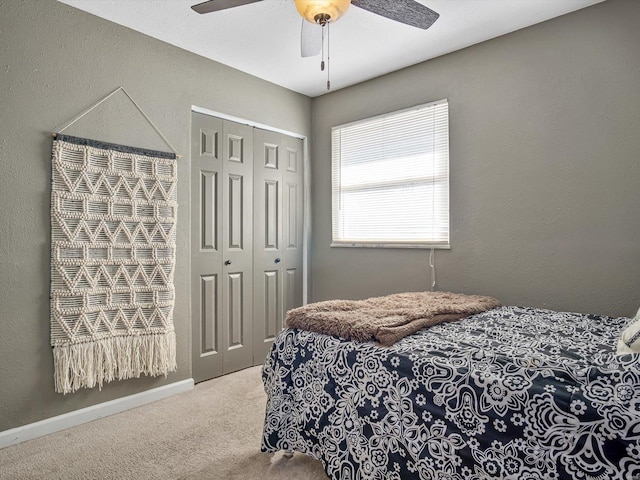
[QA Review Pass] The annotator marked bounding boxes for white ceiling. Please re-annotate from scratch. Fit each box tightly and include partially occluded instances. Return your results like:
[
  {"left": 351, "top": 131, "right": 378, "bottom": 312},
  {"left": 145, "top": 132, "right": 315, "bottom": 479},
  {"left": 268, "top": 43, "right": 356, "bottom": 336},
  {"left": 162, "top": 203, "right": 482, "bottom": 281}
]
[{"left": 58, "top": 0, "right": 604, "bottom": 97}]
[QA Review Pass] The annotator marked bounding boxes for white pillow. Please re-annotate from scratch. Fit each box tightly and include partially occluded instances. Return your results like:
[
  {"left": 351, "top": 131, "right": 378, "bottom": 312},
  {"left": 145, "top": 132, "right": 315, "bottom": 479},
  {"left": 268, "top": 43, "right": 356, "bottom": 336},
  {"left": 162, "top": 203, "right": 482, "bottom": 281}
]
[{"left": 617, "top": 307, "right": 640, "bottom": 355}]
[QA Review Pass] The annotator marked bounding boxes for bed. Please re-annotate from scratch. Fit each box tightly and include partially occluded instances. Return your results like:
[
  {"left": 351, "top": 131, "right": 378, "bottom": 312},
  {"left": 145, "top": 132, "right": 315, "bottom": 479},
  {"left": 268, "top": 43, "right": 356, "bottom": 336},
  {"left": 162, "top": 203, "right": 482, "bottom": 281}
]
[{"left": 261, "top": 299, "right": 640, "bottom": 480}]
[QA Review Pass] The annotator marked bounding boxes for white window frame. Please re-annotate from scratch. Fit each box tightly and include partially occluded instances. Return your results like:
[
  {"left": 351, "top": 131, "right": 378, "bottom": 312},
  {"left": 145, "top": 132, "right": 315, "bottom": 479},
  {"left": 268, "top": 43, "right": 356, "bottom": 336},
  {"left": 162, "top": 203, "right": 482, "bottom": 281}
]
[{"left": 331, "top": 99, "right": 450, "bottom": 249}]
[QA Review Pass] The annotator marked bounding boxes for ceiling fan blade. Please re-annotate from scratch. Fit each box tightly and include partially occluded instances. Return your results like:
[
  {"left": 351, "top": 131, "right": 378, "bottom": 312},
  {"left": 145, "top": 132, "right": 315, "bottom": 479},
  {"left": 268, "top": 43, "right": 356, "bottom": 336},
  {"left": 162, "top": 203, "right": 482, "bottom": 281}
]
[
  {"left": 301, "top": 20, "right": 322, "bottom": 58},
  {"left": 351, "top": 0, "right": 439, "bottom": 30},
  {"left": 191, "top": 0, "right": 263, "bottom": 14}
]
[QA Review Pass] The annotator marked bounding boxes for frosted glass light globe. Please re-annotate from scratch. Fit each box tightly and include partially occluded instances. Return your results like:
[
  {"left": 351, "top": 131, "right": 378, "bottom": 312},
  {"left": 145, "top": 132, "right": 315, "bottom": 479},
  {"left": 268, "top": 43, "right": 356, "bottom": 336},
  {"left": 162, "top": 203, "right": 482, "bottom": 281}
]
[{"left": 294, "top": 0, "right": 351, "bottom": 25}]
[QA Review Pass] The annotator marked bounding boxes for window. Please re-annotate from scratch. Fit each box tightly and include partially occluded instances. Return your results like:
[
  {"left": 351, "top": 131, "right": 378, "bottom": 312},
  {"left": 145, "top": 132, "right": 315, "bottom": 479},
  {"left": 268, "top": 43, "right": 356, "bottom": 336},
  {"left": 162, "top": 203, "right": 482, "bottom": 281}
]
[{"left": 331, "top": 99, "right": 449, "bottom": 248}]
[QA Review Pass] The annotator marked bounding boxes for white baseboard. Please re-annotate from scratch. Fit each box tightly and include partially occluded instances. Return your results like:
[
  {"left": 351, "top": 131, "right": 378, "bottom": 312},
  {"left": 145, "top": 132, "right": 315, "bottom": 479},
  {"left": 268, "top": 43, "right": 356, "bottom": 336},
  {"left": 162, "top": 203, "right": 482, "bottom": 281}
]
[{"left": 0, "top": 378, "right": 194, "bottom": 450}]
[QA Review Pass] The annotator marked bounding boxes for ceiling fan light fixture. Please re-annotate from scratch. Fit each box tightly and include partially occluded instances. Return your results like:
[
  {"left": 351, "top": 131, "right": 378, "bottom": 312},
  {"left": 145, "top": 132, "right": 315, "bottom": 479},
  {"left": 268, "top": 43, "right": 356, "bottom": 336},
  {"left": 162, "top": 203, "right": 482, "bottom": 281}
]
[{"left": 294, "top": 0, "right": 351, "bottom": 25}]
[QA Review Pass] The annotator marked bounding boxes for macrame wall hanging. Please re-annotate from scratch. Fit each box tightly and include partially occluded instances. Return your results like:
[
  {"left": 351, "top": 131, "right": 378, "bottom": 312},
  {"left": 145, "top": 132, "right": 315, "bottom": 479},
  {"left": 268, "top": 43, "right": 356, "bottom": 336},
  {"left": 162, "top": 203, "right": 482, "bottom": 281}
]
[{"left": 50, "top": 87, "right": 180, "bottom": 394}]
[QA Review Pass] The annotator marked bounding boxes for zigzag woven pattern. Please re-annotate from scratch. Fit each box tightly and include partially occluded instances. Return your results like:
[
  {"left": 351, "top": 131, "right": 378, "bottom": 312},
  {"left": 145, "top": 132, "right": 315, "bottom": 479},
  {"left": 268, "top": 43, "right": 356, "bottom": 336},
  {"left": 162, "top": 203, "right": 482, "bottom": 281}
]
[{"left": 50, "top": 136, "right": 177, "bottom": 394}]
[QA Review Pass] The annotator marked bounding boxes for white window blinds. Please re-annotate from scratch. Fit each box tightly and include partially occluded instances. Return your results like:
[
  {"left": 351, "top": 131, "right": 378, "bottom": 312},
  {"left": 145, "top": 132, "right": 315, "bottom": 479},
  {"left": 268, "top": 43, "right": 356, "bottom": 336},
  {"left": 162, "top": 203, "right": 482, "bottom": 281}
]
[{"left": 331, "top": 99, "right": 449, "bottom": 248}]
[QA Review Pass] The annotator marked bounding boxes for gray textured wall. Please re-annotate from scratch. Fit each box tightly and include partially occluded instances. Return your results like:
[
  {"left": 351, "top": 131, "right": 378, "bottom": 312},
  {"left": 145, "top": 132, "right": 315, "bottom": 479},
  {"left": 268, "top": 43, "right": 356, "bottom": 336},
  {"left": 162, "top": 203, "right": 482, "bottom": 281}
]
[
  {"left": 0, "top": 0, "right": 310, "bottom": 431},
  {"left": 310, "top": 0, "right": 640, "bottom": 317},
  {"left": 2, "top": 0, "right": 639, "bottom": 435}
]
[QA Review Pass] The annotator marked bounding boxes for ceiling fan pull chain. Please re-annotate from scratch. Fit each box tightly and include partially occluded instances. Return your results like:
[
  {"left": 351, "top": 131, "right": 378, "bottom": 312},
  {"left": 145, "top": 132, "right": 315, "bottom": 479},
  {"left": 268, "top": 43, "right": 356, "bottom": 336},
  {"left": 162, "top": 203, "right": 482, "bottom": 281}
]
[
  {"left": 326, "top": 22, "right": 331, "bottom": 90},
  {"left": 320, "top": 24, "right": 324, "bottom": 71}
]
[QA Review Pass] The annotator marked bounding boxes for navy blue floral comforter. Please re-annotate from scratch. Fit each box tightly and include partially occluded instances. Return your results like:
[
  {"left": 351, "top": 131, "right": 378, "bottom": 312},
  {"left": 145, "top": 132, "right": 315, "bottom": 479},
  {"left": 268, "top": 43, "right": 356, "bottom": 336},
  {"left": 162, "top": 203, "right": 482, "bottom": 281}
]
[{"left": 261, "top": 306, "right": 640, "bottom": 480}]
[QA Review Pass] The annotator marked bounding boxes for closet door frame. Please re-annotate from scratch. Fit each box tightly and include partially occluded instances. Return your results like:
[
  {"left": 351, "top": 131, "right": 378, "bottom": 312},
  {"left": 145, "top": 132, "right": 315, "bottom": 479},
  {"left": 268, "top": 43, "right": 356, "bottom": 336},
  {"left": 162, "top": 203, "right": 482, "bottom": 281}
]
[{"left": 191, "top": 106, "right": 309, "bottom": 383}]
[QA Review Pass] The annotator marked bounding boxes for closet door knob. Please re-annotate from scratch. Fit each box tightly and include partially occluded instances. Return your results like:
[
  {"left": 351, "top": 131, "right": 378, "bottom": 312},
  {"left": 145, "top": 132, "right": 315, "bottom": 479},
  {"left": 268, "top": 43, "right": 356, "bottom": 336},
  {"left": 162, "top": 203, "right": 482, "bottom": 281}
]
[
  {"left": 224, "top": 260, "right": 232, "bottom": 266},
  {"left": 274, "top": 258, "right": 281, "bottom": 264}
]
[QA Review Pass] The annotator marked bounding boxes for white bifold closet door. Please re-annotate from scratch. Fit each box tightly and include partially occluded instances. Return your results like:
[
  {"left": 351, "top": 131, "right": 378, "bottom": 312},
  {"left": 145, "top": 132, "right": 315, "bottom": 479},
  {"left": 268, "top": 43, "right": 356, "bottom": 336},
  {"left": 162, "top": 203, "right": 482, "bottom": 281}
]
[{"left": 191, "top": 112, "right": 303, "bottom": 383}]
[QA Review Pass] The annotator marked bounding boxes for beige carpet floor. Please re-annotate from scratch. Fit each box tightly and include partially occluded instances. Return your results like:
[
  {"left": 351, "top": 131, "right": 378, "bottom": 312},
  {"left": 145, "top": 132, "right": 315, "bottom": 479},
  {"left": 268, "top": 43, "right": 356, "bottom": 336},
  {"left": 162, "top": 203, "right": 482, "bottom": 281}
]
[{"left": 0, "top": 366, "right": 329, "bottom": 480}]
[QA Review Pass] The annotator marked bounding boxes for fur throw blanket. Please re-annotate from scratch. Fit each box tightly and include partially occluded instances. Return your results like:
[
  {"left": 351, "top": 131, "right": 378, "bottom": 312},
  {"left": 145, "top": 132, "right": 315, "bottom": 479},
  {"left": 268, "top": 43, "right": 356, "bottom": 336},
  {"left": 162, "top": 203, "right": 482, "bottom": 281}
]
[{"left": 285, "top": 291, "right": 501, "bottom": 346}]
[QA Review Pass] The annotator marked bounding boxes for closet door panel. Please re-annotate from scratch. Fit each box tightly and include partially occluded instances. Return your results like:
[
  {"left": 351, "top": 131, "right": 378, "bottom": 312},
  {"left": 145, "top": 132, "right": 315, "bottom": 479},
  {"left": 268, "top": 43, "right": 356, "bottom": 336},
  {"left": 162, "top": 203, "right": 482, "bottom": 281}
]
[
  {"left": 200, "top": 275, "right": 219, "bottom": 353},
  {"left": 283, "top": 268, "right": 298, "bottom": 316},
  {"left": 221, "top": 120, "right": 253, "bottom": 374},
  {"left": 253, "top": 129, "right": 283, "bottom": 364},
  {"left": 263, "top": 270, "right": 280, "bottom": 340},
  {"left": 191, "top": 112, "right": 223, "bottom": 382},
  {"left": 282, "top": 135, "right": 304, "bottom": 313}
]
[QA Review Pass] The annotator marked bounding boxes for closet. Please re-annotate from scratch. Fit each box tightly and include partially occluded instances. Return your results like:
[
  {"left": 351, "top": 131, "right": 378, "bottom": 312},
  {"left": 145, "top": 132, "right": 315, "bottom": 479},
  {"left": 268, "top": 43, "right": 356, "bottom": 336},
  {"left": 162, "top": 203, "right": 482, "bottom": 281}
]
[{"left": 191, "top": 112, "right": 304, "bottom": 383}]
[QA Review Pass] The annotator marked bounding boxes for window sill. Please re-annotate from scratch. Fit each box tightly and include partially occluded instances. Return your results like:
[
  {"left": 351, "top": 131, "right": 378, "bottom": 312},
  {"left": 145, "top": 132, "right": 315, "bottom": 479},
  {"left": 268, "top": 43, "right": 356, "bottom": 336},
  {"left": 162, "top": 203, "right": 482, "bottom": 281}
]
[{"left": 330, "top": 243, "right": 450, "bottom": 250}]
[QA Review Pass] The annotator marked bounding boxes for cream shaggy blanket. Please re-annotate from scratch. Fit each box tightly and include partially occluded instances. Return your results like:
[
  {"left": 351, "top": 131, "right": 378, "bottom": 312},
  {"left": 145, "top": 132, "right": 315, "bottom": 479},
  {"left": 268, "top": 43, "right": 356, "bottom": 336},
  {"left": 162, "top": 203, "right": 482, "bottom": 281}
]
[{"left": 285, "top": 291, "right": 501, "bottom": 346}]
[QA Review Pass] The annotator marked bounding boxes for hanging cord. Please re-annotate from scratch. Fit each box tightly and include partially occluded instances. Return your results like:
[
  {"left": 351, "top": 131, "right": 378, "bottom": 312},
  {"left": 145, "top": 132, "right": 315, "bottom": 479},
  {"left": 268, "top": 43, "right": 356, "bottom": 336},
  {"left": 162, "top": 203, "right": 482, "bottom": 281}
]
[
  {"left": 321, "top": 25, "right": 326, "bottom": 72},
  {"left": 429, "top": 105, "right": 437, "bottom": 291},
  {"left": 326, "top": 22, "right": 331, "bottom": 91},
  {"left": 429, "top": 248, "right": 436, "bottom": 291},
  {"left": 52, "top": 86, "right": 181, "bottom": 157}
]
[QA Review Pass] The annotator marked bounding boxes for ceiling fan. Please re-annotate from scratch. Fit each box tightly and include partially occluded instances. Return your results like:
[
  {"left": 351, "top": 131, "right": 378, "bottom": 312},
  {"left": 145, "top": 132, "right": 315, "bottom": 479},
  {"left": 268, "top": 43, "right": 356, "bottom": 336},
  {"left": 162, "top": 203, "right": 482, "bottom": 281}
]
[
  {"left": 191, "top": 1, "right": 439, "bottom": 54},
  {"left": 191, "top": 0, "right": 439, "bottom": 89}
]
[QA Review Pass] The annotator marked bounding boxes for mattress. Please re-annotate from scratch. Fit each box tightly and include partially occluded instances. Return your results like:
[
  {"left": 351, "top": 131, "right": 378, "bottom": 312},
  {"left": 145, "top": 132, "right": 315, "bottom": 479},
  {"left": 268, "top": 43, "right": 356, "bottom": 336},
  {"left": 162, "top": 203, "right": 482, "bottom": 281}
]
[{"left": 261, "top": 305, "right": 640, "bottom": 480}]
